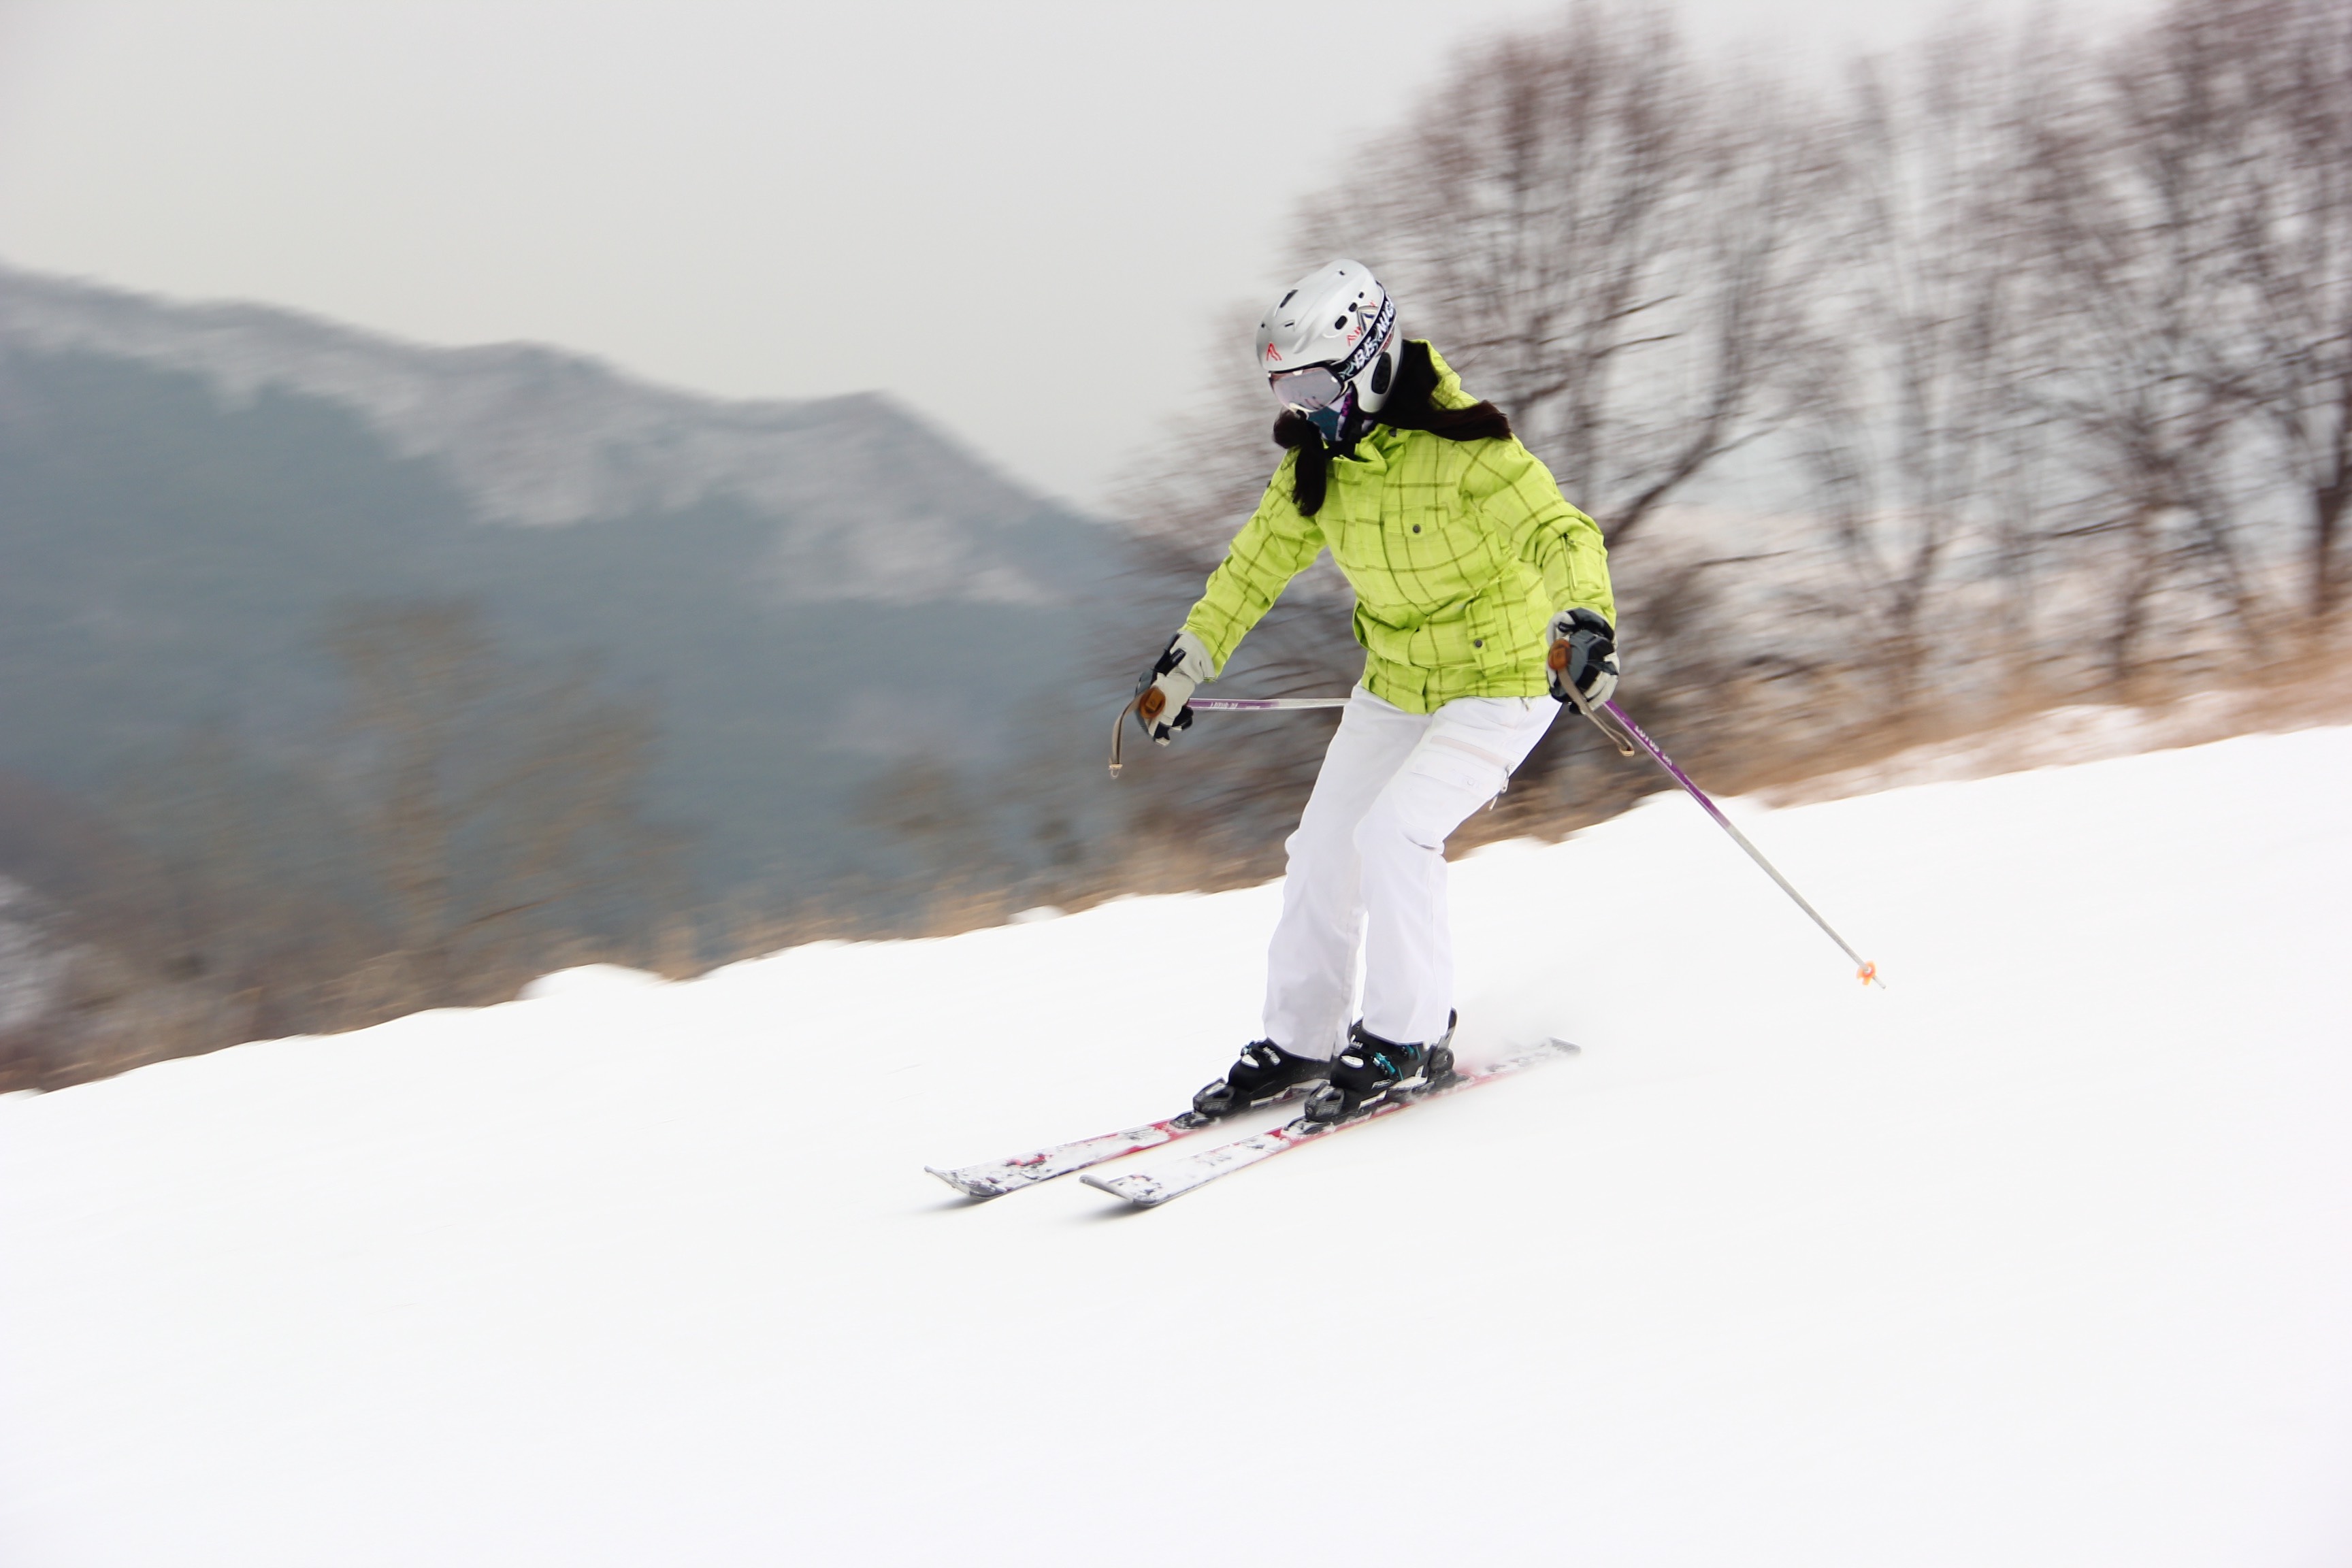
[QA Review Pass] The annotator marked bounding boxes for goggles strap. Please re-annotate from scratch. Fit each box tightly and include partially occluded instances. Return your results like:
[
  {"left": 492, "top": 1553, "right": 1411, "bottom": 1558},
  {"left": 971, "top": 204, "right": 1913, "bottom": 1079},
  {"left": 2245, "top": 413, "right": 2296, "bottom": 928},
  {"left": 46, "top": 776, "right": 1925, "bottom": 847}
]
[{"left": 1330, "top": 295, "right": 1397, "bottom": 384}]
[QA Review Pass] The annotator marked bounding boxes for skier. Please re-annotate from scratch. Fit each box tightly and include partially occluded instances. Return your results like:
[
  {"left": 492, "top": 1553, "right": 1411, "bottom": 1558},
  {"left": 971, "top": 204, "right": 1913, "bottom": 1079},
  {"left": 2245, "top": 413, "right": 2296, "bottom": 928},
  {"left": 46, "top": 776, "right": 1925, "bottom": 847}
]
[{"left": 1136, "top": 259, "right": 1618, "bottom": 1127}]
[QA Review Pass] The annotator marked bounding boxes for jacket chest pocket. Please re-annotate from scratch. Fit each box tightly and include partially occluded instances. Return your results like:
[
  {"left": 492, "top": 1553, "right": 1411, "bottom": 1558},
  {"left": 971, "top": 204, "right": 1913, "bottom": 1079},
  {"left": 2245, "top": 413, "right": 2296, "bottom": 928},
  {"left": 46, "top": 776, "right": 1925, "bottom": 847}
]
[{"left": 1390, "top": 493, "right": 1495, "bottom": 583}]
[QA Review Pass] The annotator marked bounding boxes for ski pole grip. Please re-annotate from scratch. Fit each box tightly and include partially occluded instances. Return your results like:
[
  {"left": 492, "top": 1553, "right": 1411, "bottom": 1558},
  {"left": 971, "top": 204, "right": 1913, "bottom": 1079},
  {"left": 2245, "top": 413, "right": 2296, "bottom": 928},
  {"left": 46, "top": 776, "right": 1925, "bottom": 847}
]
[{"left": 1137, "top": 686, "right": 1167, "bottom": 725}]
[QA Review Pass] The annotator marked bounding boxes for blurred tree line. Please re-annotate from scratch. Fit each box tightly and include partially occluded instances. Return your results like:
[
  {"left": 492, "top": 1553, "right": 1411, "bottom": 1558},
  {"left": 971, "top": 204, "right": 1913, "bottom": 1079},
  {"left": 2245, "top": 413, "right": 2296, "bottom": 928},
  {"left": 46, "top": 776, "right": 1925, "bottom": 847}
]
[{"left": 0, "top": 602, "right": 681, "bottom": 1090}]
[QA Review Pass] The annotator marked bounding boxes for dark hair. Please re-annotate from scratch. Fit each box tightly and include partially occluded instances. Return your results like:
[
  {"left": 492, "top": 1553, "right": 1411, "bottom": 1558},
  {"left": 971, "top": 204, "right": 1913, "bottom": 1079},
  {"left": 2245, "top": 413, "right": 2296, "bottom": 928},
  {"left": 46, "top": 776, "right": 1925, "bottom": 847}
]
[{"left": 1272, "top": 339, "right": 1512, "bottom": 515}]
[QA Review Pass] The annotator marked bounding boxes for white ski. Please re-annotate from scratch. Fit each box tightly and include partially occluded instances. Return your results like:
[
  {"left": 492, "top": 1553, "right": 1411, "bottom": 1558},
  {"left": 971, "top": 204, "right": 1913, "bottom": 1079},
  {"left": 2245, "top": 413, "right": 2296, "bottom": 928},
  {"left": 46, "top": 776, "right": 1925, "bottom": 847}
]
[
  {"left": 1081, "top": 1039, "right": 1578, "bottom": 1208},
  {"left": 926, "top": 1088, "right": 1312, "bottom": 1199}
]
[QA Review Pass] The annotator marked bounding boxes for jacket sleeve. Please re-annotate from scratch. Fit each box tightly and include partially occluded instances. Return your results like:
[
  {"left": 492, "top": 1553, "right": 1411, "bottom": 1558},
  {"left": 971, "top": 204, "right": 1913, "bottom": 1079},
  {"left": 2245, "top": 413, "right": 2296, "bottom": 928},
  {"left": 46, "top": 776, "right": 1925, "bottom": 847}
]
[
  {"left": 1179, "top": 459, "right": 1328, "bottom": 673},
  {"left": 1460, "top": 438, "right": 1616, "bottom": 627}
]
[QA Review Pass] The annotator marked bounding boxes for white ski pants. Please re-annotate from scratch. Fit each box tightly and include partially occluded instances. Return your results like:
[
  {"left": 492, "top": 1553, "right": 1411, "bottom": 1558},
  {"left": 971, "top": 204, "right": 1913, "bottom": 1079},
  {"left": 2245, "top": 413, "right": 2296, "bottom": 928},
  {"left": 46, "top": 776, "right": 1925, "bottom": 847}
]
[{"left": 1264, "top": 687, "right": 1558, "bottom": 1058}]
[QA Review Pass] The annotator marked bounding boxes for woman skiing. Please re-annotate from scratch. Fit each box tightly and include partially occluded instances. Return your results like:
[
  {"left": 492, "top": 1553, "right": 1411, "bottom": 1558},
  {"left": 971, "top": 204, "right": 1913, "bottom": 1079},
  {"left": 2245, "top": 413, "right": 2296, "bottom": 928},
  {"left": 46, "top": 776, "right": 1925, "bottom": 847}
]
[{"left": 1135, "top": 259, "right": 1618, "bottom": 1128}]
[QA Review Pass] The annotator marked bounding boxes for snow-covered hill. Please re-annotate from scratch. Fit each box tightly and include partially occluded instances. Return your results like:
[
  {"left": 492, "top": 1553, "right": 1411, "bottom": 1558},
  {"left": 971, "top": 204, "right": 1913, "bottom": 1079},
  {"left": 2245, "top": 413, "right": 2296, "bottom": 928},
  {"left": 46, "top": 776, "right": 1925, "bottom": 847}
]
[{"left": 4, "top": 728, "right": 2349, "bottom": 1566}]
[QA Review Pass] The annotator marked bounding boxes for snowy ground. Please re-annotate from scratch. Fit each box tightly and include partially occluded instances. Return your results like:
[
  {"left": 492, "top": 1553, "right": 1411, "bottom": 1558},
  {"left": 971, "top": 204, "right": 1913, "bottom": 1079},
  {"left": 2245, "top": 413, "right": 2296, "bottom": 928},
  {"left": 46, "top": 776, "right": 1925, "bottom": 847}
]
[{"left": 4, "top": 728, "right": 2349, "bottom": 1566}]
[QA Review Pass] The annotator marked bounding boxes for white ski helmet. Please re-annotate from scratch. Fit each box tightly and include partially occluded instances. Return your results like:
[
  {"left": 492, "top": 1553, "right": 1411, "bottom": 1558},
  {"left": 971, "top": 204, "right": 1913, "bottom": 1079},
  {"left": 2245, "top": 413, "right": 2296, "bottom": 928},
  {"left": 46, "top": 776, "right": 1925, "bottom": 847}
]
[{"left": 1256, "top": 259, "right": 1401, "bottom": 442}]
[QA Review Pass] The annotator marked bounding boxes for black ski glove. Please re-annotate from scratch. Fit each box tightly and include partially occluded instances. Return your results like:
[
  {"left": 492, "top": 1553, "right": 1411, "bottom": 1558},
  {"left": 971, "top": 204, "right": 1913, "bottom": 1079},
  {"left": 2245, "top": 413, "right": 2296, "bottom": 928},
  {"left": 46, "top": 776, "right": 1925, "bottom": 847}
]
[
  {"left": 1134, "top": 630, "right": 1214, "bottom": 745},
  {"left": 1546, "top": 608, "right": 1619, "bottom": 707}
]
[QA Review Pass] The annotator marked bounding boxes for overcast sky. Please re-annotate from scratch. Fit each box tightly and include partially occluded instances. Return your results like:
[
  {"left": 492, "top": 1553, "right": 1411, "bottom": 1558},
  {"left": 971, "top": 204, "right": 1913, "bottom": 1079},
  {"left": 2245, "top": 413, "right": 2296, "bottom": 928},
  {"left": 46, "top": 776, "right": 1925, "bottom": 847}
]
[{"left": 0, "top": 0, "right": 2149, "bottom": 511}]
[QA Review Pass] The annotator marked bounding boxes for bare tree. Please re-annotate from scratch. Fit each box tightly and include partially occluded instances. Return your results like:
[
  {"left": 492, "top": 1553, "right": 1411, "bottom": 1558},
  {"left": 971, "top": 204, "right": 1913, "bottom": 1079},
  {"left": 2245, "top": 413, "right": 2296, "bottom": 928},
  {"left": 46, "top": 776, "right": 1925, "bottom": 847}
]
[
  {"left": 1792, "top": 27, "right": 2057, "bottom": 718},
  {"left": 112, "top": 725, "right": 388, "bottom": 1035},
  {"left": 1303, "top": 2, "right": 1835, "bottom": 544},
  {"left": 2216, "top": 0, "right": 2352, "bottom": 625},
  {"left": 2013, "top": 1, "right": 2280, "bottom": 681},
  {"left": 329, "top": 600, "right": 677, "bottom": 1002}
]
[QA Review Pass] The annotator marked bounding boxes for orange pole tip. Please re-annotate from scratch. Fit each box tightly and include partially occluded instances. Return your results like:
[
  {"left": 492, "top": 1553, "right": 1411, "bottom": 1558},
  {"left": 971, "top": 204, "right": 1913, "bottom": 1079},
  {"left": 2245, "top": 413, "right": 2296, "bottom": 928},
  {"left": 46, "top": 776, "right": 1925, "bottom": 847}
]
[{"left": 1856, "top": 961, "right": 1878, "bottom": 986}]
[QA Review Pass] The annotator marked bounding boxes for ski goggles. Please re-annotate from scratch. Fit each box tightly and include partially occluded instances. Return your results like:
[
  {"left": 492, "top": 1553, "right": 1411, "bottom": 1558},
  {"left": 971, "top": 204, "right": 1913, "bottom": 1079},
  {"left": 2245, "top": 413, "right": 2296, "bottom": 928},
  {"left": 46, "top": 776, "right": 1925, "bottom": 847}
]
[
  {"left": 1267, "top": 295, "right": 1397, "bottom": 412},
  {"left": 1268, "top": 364, "right": 1346, "bottom": 412}
]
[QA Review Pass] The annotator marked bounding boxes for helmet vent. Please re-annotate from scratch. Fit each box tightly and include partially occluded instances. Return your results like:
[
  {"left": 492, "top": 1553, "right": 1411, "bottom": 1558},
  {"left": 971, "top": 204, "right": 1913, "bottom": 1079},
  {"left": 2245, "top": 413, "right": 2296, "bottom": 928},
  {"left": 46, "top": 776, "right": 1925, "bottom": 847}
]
[
  {"left": 1279, "top": 290, "right": 1297, "bottom": 308},
  {"left": 1370, "top": 351, "right": 1392, "bottom": 395},
  {"left": 1334, "top": 316, "right": 1347, "bottom": 329}
]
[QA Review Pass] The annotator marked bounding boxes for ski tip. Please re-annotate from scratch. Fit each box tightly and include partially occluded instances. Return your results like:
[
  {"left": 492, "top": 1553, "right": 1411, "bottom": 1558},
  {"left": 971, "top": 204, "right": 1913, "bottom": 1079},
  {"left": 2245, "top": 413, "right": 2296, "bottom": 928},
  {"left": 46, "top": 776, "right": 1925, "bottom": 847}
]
[
  {"left": 1496, "top": 1037, "right": 1579, "bottom": 1060},
  {"left": 1079, "top": 1172, "right": 1160, "bottom": 1207},
  {"left": 926, "top": 1166, "right": 1004, "bottom": 1200}
]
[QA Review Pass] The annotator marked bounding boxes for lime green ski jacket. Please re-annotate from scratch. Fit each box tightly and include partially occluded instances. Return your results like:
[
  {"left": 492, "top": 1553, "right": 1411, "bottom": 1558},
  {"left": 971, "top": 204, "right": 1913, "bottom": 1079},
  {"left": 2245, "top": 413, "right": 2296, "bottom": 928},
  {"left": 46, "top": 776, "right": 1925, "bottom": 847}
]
[{"left": 1181, "top": 342, "right": 1614, "bottom": 715}]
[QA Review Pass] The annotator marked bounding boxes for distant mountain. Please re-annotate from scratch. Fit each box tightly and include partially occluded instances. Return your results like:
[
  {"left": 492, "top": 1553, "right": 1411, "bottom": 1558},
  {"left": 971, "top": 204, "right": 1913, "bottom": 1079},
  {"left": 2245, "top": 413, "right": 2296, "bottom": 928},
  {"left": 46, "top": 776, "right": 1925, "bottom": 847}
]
[
  {"left": 0, "top": 261, "right": 1096, "bottom": 598},
  {"left": 0, "top": 261, "right": 1130, "bottom": 898}
]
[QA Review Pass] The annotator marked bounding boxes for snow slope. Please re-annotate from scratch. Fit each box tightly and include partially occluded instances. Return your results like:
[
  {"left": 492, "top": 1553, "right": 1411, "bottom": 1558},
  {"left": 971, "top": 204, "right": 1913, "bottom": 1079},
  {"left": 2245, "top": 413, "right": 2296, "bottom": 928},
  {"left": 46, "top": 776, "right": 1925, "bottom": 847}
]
[{"left": 4, "top": 728, "right": 2349, "bottom": 1567}]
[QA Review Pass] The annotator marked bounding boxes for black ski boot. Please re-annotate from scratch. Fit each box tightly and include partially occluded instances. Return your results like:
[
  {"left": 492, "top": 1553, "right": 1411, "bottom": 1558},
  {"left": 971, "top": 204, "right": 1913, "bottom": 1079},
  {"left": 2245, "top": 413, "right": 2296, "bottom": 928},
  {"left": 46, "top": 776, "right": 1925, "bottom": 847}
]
[
  {"left": 1300, "top": 1013, "right": 1458, "bottom": 1126},
  {"left": 1186, "top": 1041, "right": 1329, "bottom": 1122}
]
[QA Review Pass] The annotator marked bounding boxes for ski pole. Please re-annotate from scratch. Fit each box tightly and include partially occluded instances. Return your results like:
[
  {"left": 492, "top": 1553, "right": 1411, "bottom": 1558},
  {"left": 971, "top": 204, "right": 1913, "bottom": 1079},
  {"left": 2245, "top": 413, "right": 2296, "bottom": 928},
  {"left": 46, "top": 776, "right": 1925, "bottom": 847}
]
[
  {"left": 1109, "top": 693, "right": 1348, "bottom": 777},
  {"left": 1185, "top": 697, "right": 1352, "bottom": 710},
  {"left": 1560, "top": 683, "right": 1883, "bottom": 988}
]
